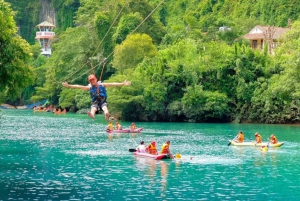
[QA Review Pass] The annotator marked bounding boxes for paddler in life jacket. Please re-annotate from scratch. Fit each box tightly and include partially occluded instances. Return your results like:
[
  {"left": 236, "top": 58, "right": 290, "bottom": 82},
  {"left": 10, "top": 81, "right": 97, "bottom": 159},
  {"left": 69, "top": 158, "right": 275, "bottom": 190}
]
[
  {"left": 255, "top": 132, "right": 262, "bottom": 143},
  {"left": 147, "top": 141, "right": 158, "bottom": 155},
  {"left": 160, "top": 141, "right": 174, "bottom": 159},
  {"left": 269, "top": 134, "right": 278, "bottom": 144},
  {"left": 62, "top": 74, "right": 131, "bottom": 120},
  {"left": 234, "top": 131, "right": 244, "bottom": 143},
  {"left": 115, "top": 122, "right": 122, "bottom": 130},
  {"left": 130, "top": 122, "right": 137, "bottom": 130},
  {"left": 107, "top": 121, "right": 113, "bottom": 131}
]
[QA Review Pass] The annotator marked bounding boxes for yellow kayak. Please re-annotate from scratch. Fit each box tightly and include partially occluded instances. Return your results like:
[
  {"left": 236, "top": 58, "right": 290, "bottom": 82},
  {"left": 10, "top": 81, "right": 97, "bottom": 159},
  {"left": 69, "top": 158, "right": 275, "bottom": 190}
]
[
  {"left": 228, "top": 141, "right": 284, "bottom": 147},
  {"left": 261, "top": 146, "right": 269, "bottom": 152}
]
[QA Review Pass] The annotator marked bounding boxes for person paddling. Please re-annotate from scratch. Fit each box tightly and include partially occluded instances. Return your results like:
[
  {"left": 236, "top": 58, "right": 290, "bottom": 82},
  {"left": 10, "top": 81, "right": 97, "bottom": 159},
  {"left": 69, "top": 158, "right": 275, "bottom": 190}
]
[
  {"left": 107, "top": 121, "right": 113, "bottom": 131},
  {"left": 255, "top": 132, "right": 262, "bottom": 143},
  {"left": 136, "top": 141, "right": 146, "bottom": 153},
  {"left": 160, "top": 140, "right": 174, "bottom": 159},
  {"left": 62, "top": 74, "right": 131, "bottom": 120},
  {"left": 116, "top": 122, "right": 122, "bottom": 130},
  {"left": 234, "top": 131, "right": 244, "bottom": 143},
  {"left": 130, "top": 122, "right": 137, "bottom": 130},
  {"left": 269, "top": 134, "right": 278, "bottom": 144},
  {"left": 147, "top": 141, "right": 158, "bottom": 155}
]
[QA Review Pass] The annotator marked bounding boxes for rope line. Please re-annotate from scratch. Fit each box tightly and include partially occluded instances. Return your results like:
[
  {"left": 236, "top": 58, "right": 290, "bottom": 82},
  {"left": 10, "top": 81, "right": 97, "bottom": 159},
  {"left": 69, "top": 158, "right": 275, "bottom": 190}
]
[
  {"left": 90, "top": 0, "right": 129, "bottom": 60},
  {"left": 58, "top": 0, "right": 165, "bottom": 84},
  {"left": 95, "top": 0, "right": 166, "bottom": 76}
]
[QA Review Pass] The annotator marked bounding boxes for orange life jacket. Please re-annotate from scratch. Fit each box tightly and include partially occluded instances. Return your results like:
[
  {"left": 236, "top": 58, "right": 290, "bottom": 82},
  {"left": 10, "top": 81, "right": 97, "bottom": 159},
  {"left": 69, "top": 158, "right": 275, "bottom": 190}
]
[
  {"left": 256, "top": 134, "right": 262, "bottom": 143},
  {"left": 237, "top": 134, "right": 244, "bottom": 142},
  {"left": 148, "top": 144, "right": 157, "bottom": 154},
  {"left": 271, "top": 136, "right": 278, "bottom": 144}
]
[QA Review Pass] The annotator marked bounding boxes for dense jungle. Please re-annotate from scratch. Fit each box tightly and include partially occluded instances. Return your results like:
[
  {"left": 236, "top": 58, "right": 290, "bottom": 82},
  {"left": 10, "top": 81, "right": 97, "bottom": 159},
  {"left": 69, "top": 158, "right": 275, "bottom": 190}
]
[{"left": 1, "top": 0, "right": 300, "bottom": 123}]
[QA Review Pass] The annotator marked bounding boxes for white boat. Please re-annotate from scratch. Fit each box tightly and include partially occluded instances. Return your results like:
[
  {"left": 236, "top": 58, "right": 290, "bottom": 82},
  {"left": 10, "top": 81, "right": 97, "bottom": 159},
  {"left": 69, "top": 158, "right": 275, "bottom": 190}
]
[{"left": 228, "top": 141, "right": 284, "bottom": 147}]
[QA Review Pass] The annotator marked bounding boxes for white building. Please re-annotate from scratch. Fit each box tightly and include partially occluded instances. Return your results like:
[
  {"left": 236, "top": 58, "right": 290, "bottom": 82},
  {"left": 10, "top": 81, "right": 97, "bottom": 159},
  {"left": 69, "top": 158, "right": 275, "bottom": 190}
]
[{"left": 35, "top": 21, "right": 55, "bottom": 57}]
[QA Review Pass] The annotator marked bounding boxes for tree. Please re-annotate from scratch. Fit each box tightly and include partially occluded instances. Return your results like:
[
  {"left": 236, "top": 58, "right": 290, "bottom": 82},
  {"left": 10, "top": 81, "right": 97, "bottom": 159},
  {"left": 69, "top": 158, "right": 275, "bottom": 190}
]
[
  {"left": 112, "top": 12, "right": 143, "bottom": 44},
  {"left": 31, "top": 26, "right": 97, "bottom": 103},
  {"left": 250, "top": 21, "right": 300, "bottom": 123},
  {"left": 112, "top": 33, "right": 158, "bottom": 72},
  {"left": 0, "top": 0, "right": 34, "bottom": 101}
]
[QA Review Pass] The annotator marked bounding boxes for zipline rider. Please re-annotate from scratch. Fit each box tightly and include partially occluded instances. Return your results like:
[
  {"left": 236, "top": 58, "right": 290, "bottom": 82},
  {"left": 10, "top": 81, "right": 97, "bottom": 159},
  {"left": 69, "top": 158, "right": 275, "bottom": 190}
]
[{"left": 62, "top": 74, "right": 131, "bottom": 120}]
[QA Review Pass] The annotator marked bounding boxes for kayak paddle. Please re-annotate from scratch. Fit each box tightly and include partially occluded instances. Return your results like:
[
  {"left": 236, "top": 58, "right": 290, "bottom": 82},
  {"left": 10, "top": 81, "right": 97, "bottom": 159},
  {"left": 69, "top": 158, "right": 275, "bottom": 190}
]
[
  {"left": 129, "top": 149, "right": 137, "bottom": 152},
  {"left": 228, "top": 134, "right": 238, "bottom": 146}
]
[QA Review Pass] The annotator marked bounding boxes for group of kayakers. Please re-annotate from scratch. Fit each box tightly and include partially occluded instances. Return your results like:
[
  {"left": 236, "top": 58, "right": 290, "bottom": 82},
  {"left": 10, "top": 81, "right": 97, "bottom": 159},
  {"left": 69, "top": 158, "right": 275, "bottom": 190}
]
[
  {"left": 33, "top": 105, "right": 67, "bottom": 115},
  {"left": 107, "top": 122, "right": 137, "bottom": 131},
  {"left": 136, "top": 140, "right": 173, "bottom": 158},
  {"left": 235, "top": 131, "right": 278, "bottom": 144}
]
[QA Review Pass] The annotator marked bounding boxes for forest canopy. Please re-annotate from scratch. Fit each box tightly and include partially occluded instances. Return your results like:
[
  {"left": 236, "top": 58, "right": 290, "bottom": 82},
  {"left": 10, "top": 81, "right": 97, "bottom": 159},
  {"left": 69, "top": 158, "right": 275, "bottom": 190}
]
[{"left": 2, "top": 0, "right": 300, "bottom": 123}]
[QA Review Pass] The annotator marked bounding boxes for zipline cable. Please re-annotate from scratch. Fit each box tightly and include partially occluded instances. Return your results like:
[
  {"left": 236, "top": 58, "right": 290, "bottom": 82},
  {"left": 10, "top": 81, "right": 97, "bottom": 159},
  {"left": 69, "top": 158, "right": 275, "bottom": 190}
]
[
  {"left": 61, "top": 0, "right": 165, "bottom": 84},
  {"left": 100, "top": 0, "right": 166, "bottom": 68},
  {"left": 60, "top": 1, "right": 129, "bottom": 84}
]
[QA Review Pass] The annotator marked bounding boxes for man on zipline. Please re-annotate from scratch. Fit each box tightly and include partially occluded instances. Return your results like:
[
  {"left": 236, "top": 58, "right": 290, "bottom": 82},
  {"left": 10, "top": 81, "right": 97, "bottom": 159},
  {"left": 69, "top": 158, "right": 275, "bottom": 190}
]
[{"left": 62, "top": 74, "right": 131, "bottom": 120}]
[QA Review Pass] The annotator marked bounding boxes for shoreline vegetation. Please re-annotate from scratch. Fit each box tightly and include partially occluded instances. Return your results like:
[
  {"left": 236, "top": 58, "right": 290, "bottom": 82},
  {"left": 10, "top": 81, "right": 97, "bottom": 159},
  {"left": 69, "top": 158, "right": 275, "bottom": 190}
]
[
  {"left": 1, "top": 104, "right": 300, "bottom": 125},
  {"left": 2, "top": 1, "right": 300, "bottom": 124}
]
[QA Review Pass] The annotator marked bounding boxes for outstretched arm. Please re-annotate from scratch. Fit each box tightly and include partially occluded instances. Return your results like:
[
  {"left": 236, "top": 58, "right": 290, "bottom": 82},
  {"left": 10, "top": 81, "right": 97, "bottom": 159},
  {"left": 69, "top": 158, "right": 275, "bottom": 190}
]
[
  {"left": 103, "top": 80, "right": 131, "bottom": 87},
  {"left": 62, "top": 82, "right": 90, "bottom": 91}
]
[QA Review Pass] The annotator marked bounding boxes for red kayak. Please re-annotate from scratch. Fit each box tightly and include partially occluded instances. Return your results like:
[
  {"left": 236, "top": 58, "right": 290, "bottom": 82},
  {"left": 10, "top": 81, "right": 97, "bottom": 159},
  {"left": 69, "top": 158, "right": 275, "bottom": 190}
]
[
  {"left": 133, "top": 152, "right": 171, "bottom": 160},
  {"left": 106, "top": 127, "right": 143, "bottom": 133}
]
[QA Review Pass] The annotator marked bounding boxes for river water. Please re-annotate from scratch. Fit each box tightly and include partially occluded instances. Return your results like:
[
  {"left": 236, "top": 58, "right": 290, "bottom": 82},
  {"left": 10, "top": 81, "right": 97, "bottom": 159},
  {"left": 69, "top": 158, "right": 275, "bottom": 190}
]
[{"left": 0, "top": 109, "right": 299, "bottom": 200}]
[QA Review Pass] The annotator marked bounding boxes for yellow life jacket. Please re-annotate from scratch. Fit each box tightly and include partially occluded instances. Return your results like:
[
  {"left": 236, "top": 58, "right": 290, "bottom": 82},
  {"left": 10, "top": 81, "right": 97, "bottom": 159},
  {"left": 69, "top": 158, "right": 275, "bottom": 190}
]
[
  {"left": 161, "top": 143, "right": 169, "bottom": 154},
  {"left": 108, "top": 123, "right": 113, "bottom": 130}
]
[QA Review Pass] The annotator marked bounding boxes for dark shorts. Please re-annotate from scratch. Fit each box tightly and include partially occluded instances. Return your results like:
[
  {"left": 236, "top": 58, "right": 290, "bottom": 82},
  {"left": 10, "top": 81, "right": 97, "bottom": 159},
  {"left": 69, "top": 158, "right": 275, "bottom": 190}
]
[{"left": 91, "top": 97, "right": 107, "bottom": 112}]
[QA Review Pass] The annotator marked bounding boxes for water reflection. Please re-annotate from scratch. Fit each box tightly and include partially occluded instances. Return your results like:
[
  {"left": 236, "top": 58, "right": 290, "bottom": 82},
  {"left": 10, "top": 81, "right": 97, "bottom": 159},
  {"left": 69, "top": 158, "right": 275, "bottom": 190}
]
[
  {"left": 134, "top": 157, "right": 169, "bottom": 195},
  {"left": 107, "top": 133, "right": 141, "bottom": 141}
]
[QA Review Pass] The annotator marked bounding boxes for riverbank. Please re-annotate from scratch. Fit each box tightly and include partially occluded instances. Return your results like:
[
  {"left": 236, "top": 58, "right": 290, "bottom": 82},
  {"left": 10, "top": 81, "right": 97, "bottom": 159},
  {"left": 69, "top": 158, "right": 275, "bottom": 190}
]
[{"left": 0, "top": 104, "right": 16, "bottom": 109}]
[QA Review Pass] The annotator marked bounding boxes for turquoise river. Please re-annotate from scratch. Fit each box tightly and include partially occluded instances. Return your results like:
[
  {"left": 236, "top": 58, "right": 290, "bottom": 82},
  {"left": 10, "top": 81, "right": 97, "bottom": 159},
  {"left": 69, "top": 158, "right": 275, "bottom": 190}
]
[{"left": 0, "top": 109, "right": 300, "bottom": 200}]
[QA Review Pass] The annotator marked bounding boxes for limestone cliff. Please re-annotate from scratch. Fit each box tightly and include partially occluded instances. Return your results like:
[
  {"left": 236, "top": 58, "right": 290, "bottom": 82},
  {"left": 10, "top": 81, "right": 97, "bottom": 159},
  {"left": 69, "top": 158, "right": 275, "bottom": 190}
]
[{"left": 39, "top": 0, "right": 56, "bottom": 26}]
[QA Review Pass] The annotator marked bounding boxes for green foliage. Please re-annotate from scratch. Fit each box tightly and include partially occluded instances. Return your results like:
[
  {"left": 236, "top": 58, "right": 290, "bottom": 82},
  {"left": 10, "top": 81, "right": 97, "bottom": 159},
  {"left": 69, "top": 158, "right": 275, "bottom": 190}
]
[
  {"left": 143, "top": 82, "right": 167, "bottom": 120},
  {"left": 182, "top": 85, "right": 230, "bottom": 122},
  {"left": 59, "top": 88, "right": 90, "bottom": 109},
  {"left": 32, "top": 26, "right": 98, "bottom": 102},
  {"left": 0, "top": 0, "right": 35, "bottom": 100},
  {"left": 5, "top": 0, "right": 41, "bottom": 44},
  {"left": 94, "top": 12, "right": 114, "bottom": 56},
  {"left": 112, "top": 12, "right": 143, "bottom": 44},
  {"left": 126, "top": 0, "right": 166, "bottom": 44},
  {"left": 250, "top": 21, "right": 300, "bottom": 123},
  {"left": 51, "top": 0, "right": 80, "bottom": 32},
  {"left": 5, "top": 0, "right": 300, "bottom": 123},
  {"left": 112, "top": 33, "right": 158, "bottom": 72}
]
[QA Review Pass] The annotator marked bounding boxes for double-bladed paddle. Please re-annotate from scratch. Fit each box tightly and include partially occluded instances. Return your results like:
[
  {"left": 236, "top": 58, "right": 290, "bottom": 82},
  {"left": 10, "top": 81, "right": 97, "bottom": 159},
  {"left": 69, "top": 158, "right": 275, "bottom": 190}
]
[
  {"left": 228, "top": 134, "right": 239, "bottom": 146},
  {"left": 129, "top": 149, "right": 137, "bottom": 152},
  {"left": 128, "top": 149, "right": 181, "bottom": 159}
]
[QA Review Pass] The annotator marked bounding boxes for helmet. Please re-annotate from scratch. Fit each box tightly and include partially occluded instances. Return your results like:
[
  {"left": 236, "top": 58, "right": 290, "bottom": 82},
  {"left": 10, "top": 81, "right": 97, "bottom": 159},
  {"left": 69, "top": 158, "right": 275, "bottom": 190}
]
[
  {"left": 270, "top": 134, "right": 274, "bottom": 138},
  {"left": 255, "top": 132, "right": 259, "bottom": 136},
  {"left": 151, "top": 141, "right": 156, "bottom": 145}
]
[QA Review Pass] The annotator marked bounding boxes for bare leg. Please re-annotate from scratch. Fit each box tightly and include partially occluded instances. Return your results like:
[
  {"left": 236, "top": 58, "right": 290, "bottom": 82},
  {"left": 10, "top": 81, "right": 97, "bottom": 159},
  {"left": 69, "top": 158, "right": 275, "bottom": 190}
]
[
  {"left": 102, "top": 105, "right": 110, "bottom": 120},
  {"left": 87, "top": 107, "right": 97, "bottom": 119}
]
